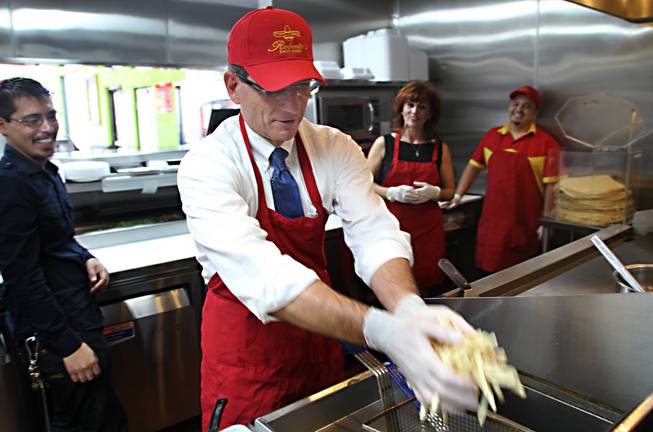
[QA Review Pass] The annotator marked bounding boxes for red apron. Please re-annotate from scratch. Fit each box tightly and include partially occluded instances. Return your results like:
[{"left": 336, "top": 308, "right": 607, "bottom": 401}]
[
  {"left": 475, "top": 147, "right": 542, "bottom": 272},
  {"left": 381, "top": 133, "right": 444, "bottom": 289},
  {"left": 200, "top": 116, "right": 343, "bottom": 429}
]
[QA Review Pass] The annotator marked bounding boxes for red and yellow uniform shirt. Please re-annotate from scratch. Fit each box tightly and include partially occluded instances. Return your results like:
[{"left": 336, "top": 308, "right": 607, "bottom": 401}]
[
  {"left": 469, "top": 123, "right": 561, "bottom": 272},
  {"left": 470, "top": 123, "right": 560, "bottom": 193}
]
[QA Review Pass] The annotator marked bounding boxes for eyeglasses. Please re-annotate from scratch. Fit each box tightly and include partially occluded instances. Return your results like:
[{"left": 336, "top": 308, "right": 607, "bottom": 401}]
[
  {"left": 9, "top": 111, "right": 58, "bottom": 127},
  {"left": 230, "top": 66, "right": 320, "bottom": 98}
]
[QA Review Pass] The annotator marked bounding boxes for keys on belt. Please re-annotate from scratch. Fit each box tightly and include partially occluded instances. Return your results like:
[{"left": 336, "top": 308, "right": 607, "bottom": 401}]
[{"left": 25, "top": 335, "right": 45, "bottom": 391}]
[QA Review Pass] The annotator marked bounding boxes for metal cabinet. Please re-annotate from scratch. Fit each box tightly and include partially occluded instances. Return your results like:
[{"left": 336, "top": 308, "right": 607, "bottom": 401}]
[{"left": 96, "top": 258, "right": 204, "bottom": 432}]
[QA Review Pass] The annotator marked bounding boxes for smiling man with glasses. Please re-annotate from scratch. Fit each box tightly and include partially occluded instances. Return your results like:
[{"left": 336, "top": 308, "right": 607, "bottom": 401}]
[
  {"left": 178, "top": 8, "right": 479, "bottom": 430},
  {"left": 9, "top": 109, "right": 58, "bottom": 127},
  {"left": 0, "top": 83, "right": 59, "bottom": 164},
  {"left": 0, "top": 77, "right": 127, "bottom": 431},
  {"left": 447, "top": 86, "right": 561, "bottom": 275}
]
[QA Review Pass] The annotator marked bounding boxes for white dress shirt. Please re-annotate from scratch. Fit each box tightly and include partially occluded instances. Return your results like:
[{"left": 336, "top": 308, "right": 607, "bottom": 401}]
[{"left": 177, "top": 115, "right": 412, "bottom": 323}]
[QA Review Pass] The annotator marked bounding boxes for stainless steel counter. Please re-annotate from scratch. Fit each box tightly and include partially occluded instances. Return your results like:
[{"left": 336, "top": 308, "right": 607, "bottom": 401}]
[
  {"left": 430, "top": 293, "right": 653, "bottom": 415},
  {"left": 76, "top": 193, "right": 482, "bottom": 275},
  {"left": 466, "top": 224, "right": 632, "bottom": 297},
  {"left": 76, "top": 217, "right": 345, "bottom": 274},
  {"left": 82, "top": 223, "right": 204, "bottom": 432},
  {"left": 521, "top": 234, "right": 653, "bottom": 296},
  {"left": 54, "top": 148, "right": 188, "bottom": 168}
]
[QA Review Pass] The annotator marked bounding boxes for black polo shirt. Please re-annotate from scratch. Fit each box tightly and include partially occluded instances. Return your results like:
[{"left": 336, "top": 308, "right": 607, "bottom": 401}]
[{"left": 0, "top": 145, "right": 103, "bottom": 357}]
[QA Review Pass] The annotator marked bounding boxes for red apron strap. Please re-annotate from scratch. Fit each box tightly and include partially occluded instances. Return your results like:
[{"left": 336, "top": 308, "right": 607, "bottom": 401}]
[{"left": 392, "top": 132, "right": 401, "bottom": 164}]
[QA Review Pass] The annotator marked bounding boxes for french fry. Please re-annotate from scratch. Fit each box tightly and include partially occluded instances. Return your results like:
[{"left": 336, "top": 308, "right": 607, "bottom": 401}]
[
  {"left": 478, "top": 396, "right": 488, "bottom": 425},
  {"left": 429, "top": 329, "right": 526, "bottom": 426}
]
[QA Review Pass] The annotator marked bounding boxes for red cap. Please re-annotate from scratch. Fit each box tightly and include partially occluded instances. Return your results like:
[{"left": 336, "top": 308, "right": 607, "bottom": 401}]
[
  {"left": 228, "top": 6, "right": 326, "bottom": 91},
  {"left": 509, "top": 85, "right": 540, "bottom": 108}
]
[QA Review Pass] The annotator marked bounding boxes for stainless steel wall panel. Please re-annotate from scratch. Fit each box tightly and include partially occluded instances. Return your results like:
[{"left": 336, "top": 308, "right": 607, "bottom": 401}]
[
  {"left": 11, "top": 0, "right": 167, "bottom": 64},
  {"left": 395, "top": 0, "right": 538, "bottom": 189},
  {"left": 396, "top": 0, "right": 653, "bottom": 206},
  {"left": 537, "top": 0, "right": 653, "bottom": 146},
  {"left": 274, "top": 0, "right": 393, "bottom": 43},
  {"left": 538, "top": 0, "right": 653, "bottom": 207},
  {"left": 273, "top": 0, "right": 393, "bottom": 64},
  {"left": 167, "top": 0, "right": 257, "bottom": 68},
  {"left": 0, "top": 0, "right": 10, "bottom": 60}
]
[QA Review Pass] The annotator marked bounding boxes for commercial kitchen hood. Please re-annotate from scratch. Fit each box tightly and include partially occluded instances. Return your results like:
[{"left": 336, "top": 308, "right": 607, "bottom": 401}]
[{"left": 567, "top": 0, "right": 653, "bottom": 23}]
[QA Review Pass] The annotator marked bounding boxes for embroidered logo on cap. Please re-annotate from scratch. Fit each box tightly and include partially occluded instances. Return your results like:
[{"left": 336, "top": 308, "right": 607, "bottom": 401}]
[{"left": 268, "top": 25, "right": 305, "bottom": 54}]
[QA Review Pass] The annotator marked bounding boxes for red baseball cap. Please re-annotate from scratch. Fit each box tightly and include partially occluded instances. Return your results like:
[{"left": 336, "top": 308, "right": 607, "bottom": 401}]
[
  {"left": 509, "top": 85, "right": 540, "bottom": 108},
  {"left": 228, "top": 6, "right": 326, "bottom": 92}
]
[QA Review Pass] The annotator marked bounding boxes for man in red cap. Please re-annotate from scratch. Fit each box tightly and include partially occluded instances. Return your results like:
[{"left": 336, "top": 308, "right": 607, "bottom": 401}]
[
  {"left": 449, "top": 86, "right": 561, "bottom": 273},
  {"left": 178, "top": 6, "right": 479, "bottom": 430}
]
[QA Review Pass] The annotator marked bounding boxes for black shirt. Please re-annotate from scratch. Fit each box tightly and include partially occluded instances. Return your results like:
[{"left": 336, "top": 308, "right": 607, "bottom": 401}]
[
  {"left": 376, "top": 133, "right": 442, "bottom": 184},
  {"left": 0, "top": 145, "right": 103, "bottom": 357}
]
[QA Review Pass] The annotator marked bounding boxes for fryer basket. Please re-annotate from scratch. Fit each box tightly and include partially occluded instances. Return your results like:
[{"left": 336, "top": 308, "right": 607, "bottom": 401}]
[{"left": 362, "top": 398, "right": 532, "bottom": 432}]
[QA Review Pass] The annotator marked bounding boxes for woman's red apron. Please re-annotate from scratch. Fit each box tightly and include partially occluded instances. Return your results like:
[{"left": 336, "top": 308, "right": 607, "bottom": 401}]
[
  {"left": 200, "top": 116, "right": 343, "bottom": 429},
  {"left": 381, "top": 133, "right": 444, "bottom": 289},
  {"left": 475, "top": 146, "right": 542, "bottom": 272}
]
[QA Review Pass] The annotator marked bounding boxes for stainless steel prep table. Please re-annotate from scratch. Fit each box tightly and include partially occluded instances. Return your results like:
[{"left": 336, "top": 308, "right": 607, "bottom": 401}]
[
  {"left": 521, "top": 233, "right": 653, "bottom": 296},
  {"left": 78, "top": 222, "right": 204, "bottom": 432}
]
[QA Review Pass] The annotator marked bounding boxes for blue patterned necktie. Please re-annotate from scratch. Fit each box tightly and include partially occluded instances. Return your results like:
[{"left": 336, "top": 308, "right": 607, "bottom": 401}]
[{"left": 269, "top": 147, "right": 304, "bottom": 219}]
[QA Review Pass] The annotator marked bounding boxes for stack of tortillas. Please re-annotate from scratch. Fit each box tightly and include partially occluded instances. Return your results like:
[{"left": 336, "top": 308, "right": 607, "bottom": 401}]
[{"left": 556, "top": 175, "right": 634, "bottom": 225}]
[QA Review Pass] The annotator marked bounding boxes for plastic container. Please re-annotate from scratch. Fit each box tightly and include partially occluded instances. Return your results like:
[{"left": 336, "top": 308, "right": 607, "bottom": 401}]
[
  {"left": 62, "top": 161, "right": 110, "bottom": 182},
  {"left": 313, "top": 61, "right": 342, "bottom": 80},
  {"left": 343, "top": 29, "right": 410, "bottom": 81},
  {"left": 342, "top": 34, "right": 368, "bottom": 70},
  {"left": 364, "top": 28, "right": 409, "bottom": 81},
  {"left": 547, "top": 150, "right": 639, "bottom": 227},
  {"left": 340, "top": 67, "right": 374, "bottom": 80}
]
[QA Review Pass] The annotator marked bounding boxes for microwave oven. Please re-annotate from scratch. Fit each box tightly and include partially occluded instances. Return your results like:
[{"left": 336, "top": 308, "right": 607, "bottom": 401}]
[{"left": 304, "top": 95, "right": 380, "bottom": 150}]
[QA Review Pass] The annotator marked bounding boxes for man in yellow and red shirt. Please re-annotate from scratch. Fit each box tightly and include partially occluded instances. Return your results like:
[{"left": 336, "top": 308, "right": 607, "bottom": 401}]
[{"left": 449, "top": 86, "right": 560, "bottom": 273}]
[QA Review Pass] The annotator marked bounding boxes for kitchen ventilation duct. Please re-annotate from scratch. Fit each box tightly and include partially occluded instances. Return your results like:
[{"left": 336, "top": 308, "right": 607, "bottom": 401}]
[{"left": 567, "top": 0, "right": 653, "bottom": 23}]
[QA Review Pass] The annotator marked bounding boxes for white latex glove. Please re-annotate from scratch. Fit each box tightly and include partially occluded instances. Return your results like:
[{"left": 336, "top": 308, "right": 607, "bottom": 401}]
[
  {"left": 393, "top": 294, "right": 475, "bottom": 339},
  {"left": 386, "top": 185, "right": 419, "bottom": 203},
  {"left": 363, "top": 302, "right": 479, "bottom": 413},
  {"left": 221, "top": 425, "right": 252, "bottom": 431},
  {"left": 412, "top": 181, "right": 441, "bottom": 204},
  {"left": 445, "top": 193, "right": 462, "bottom": 209}
]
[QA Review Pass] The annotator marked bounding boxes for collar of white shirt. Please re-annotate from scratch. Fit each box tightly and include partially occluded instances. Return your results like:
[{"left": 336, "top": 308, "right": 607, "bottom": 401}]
[{"left": 243, "top": 122, "right": 296, "bottom": 172}]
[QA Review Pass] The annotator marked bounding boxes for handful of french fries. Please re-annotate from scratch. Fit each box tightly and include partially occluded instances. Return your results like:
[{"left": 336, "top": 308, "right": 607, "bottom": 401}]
[{"left": 421, "top": 330, "right": 526, "bottom": 426}]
